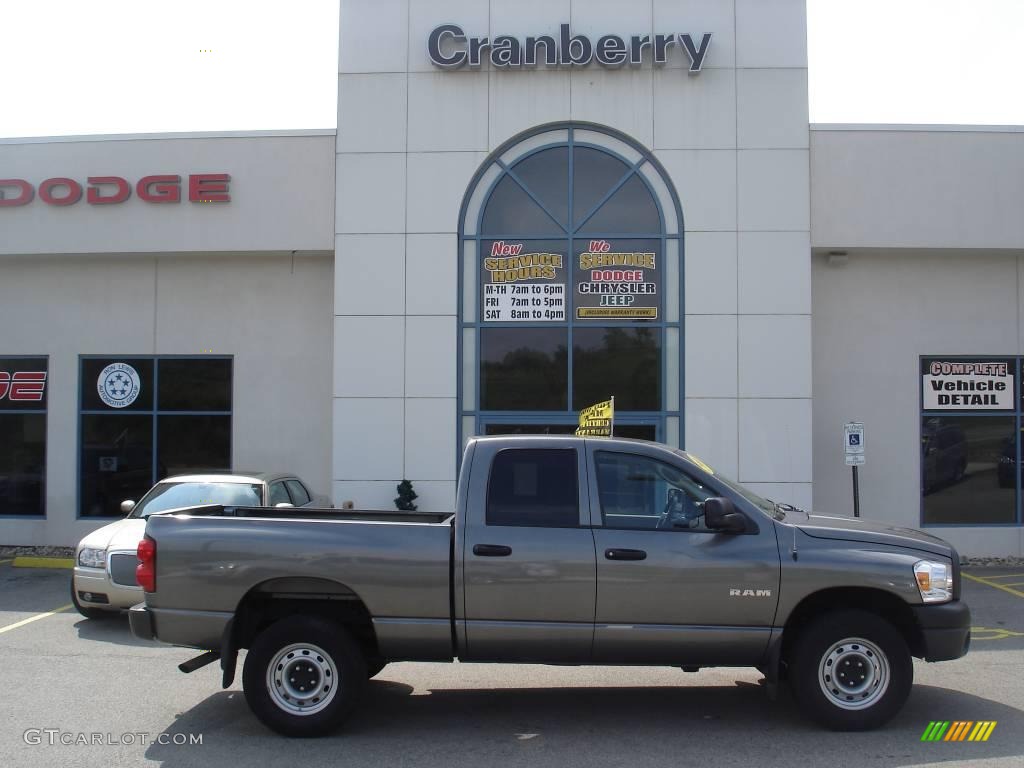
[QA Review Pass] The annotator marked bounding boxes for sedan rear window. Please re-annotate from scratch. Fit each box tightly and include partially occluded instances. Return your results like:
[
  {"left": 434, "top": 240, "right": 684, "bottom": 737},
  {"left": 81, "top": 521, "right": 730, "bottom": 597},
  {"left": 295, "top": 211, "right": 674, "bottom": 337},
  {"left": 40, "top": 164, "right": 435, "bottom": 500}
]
[{"left": 131, "top": 482, "right": 262, "bottom": 517}]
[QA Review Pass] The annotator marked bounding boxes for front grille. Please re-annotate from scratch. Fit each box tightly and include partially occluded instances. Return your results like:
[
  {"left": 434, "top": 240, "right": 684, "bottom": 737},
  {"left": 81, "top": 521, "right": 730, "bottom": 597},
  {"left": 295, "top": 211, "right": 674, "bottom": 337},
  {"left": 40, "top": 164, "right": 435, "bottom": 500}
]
[{"left": 109, "top": 553, "right": 139, "bottom": 587}]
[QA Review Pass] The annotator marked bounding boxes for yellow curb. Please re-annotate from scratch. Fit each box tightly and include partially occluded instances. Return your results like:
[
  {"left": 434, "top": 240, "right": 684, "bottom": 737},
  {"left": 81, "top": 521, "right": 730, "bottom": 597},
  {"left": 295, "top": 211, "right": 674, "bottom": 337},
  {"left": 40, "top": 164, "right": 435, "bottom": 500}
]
[
  {"left": 963, "top": 571, "right": 1024, "bottom": 598},
  {"left": 11, "top": 556, "right": 75, "bottom": 570},
  {"left": 0, "top": 604, "right": 73, "bottom": 635}
]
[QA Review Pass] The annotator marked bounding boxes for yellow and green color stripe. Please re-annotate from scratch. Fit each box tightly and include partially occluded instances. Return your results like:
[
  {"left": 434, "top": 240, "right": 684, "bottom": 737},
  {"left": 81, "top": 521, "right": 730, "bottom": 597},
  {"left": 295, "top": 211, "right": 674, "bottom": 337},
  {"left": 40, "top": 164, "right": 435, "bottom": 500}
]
[{"left": 921, "top": 721, "right": 997, "bottom": 742}]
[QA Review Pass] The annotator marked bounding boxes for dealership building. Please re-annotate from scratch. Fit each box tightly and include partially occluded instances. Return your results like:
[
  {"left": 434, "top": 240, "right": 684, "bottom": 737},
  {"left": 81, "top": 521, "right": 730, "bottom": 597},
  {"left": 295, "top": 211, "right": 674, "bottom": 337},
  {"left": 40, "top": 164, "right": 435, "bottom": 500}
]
[{"left": 2, "top": 0, "right": 1024, "bottom": 557}]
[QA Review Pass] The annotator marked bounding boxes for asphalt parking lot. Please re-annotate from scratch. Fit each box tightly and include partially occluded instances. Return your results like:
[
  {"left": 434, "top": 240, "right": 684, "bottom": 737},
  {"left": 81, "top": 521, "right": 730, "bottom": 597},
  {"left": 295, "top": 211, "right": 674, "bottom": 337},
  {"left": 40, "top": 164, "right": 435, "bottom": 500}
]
[{"left": 1, "top": 561, "right": 1022, "bottom": 768}]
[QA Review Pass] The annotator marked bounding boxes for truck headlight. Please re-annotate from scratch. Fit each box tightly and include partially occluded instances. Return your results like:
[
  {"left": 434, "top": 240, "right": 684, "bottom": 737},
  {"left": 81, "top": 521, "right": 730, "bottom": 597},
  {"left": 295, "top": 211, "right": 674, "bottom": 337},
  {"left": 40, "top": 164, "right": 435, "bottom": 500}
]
[
  {"left": 914, "top": 560, "right": 953, "bottom": 603},
  {"left": 78, "top": 548, "right": 106, "bottom": 569}
]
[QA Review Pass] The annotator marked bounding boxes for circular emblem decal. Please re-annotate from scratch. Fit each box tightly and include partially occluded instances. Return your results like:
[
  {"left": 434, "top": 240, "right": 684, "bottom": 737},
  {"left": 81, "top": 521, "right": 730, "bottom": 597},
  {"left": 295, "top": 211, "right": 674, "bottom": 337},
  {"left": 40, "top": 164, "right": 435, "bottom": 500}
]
[{"left": 97, "top": 363, "right": 141, "bottom": 408}]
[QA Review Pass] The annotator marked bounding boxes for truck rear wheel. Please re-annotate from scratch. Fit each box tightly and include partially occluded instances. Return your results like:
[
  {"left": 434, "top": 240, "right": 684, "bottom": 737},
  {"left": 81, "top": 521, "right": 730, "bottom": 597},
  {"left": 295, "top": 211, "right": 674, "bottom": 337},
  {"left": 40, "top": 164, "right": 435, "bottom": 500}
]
[
  {"left": 789, "top": 609, "right": 912, "bottom": 731},
  {"left": 242, "top": 616, "right": 366, "bottom": 737}
]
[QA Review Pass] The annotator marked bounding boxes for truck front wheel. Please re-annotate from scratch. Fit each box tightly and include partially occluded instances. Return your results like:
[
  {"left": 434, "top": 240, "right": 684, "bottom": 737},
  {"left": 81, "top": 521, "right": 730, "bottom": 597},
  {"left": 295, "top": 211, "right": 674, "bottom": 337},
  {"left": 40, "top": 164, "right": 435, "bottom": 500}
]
[
  {"left": 242, "top": 616, "right": 366, "bottom": 737},
  {"left": 789, "top": 609, "right": 912, "bottom": 731}
]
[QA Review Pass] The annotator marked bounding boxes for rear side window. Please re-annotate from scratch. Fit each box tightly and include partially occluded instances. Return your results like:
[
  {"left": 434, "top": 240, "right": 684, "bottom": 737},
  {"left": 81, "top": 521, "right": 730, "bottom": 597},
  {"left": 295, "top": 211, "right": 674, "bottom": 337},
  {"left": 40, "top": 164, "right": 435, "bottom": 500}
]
[
  {"left": 486, "top": 449, "right": 579, "bottom": 527},
  {"left": 268, "top": 481, "right": 291, "bottom": 506},
  {"left": 285, "top": 480, "right": 311, "bottom": 505}
]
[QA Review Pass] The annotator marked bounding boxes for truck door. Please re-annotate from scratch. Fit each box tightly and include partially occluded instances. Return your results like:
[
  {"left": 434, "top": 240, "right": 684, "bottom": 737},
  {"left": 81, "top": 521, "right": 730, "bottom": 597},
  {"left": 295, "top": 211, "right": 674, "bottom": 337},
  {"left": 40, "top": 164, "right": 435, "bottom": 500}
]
[
  {"left": 586, "top": 445, "right": 781, "bottom": 665},
  {"left": 460, "top": 440, "right": 596, "bottom": 662}
]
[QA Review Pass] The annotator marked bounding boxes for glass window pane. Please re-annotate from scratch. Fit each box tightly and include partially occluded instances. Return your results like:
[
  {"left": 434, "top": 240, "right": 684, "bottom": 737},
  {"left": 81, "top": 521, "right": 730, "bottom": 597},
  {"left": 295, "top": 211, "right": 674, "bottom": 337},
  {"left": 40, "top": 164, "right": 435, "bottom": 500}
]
[
  {"left": 285, "top": 479, "right": 311, "bottom": 505},
  {"left": 0, "top": 414, "right": 46, "bottom": 516},
  {"left": 486, "top": 448, "right": 578, "bottom": 527},
  {"left": 481, "top": 328, "right": 568, "bottom": 411},
  {"left": 81, "top": 358, "right": 154, "bottom": 412},
  {"left": 595, "top": 451, "right": 713, "bottom": 531},
  {"left": 133, "top": 481, "right": 263, "bottom": 516},
  {"left": 0, "top": 357, "right": 49, "bottom": 410},
  {"left": 574, "top": 238, "right": 661, "bottom": 321},
  {"left": 572, "top": 146, "right": 631, "bottom": 228},
  {"left": 573, "top": 327, "right": 661, "bottom": 411},
  {"left": 157, "top": 415, "right": 231, "bottom": 478},
  {"left": 269, "top": 482, "right": 291, "bottom": 506},
  {"left": 481, "top": 174, "right": 564, "bottom": 236},
  {"left": 577, "top": 174, "right": 660, "bottom": 235},
  {"left": 921, "top": 416, "right": 1016, "bottom": 524},
  {"left": 483, "top": 422, "right": 656, "bottom": 440},
  {"left": 511, "top": 147, "right": 569, "bottom": 229},
  {"left": 80, "top": 415, "right": 153, "bottom": 517},
  {"left": 158, "top": 359, "right": 232, "bottom": 412}
]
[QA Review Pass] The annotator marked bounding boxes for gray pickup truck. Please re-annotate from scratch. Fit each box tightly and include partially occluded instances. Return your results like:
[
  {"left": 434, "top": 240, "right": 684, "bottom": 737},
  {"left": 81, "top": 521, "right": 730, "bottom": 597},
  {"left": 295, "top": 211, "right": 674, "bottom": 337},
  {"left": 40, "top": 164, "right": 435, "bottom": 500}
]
[{"left": 130, "top": 436, "right": 970, "bottom": 737}]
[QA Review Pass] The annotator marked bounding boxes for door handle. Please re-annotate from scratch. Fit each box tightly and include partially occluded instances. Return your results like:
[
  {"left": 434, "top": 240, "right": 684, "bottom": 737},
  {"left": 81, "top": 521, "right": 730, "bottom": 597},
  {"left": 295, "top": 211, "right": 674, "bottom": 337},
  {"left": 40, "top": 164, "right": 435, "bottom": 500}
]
[
  {"left": 473, "top": 544, "right": 512, "bottom": 557},
  {"left": 605, "top": 548, "right": 647, "bottom": 561}
]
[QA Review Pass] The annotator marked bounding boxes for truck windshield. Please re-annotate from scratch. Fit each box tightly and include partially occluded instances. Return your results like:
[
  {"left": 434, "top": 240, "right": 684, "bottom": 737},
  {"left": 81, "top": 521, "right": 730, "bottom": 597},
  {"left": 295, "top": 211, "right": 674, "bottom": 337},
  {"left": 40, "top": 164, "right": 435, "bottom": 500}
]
[
  {"left": 130, "top": 482, "right": 263, "bottom": 518},
  {"left": 676, "top": 451, "right": 778, "bottom": 518}
]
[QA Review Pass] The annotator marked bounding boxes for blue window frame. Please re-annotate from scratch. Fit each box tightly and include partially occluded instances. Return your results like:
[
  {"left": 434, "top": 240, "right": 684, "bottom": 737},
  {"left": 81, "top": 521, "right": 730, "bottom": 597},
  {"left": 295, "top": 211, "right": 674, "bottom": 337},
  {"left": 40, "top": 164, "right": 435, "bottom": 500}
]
[
  {"left": 920, "top": 356, "right": 1022, "bottom": 527},
  {"left": 0, "top": 356, "right": 48, "bottom": 518},
  {"left": 77, "top": 355, "right": 233, "bottom": 518},
  {"left": 458, "top": 123, "right": 684, "bottom": 462}
]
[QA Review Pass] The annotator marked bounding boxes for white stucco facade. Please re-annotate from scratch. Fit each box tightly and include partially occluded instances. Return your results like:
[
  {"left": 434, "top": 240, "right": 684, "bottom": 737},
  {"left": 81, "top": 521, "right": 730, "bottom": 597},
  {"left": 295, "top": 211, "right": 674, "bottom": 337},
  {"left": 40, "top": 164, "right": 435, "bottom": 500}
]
[
  {"left": 0, "top": 0, "right": 1022, "bottom": 557},
  {"left": 333, "top": 0, "right": 813, "bottom": 514}
]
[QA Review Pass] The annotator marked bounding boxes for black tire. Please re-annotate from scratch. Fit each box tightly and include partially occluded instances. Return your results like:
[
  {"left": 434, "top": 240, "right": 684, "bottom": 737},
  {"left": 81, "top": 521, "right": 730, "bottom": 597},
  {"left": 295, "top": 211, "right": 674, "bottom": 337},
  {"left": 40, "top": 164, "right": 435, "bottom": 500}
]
[
  {"left": 789, "top": 609, "right": 912, "bottom": 731},
  {"left": 242, "top": 616, "right": 366, "bottom": 737},
  {"left": 70, "top": 576, "right": 113, "bottom": 620},
  {"left": 365, "top": 658, "right": 387, "bottom": 679}
]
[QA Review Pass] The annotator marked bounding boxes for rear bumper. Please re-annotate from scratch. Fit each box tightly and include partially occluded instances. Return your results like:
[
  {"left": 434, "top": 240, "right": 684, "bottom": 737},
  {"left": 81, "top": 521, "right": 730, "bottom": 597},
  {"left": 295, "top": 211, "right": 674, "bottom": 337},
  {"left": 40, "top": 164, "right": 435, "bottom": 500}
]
[
  {"left": 129, "top": 604, "right": 233, "bottom": 649},
  {"left": 912, "top": 601, "right": 971, "bottom": 661},
  {"left": 129, "top": 603, "right": 155, "bottom": 641}
]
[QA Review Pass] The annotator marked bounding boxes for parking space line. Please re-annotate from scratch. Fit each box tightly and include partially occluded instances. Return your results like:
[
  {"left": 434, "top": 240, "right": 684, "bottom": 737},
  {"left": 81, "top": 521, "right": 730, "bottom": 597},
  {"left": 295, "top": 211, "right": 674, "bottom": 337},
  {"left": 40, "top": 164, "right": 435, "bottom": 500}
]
[
  {"left": 982, "top": 572, "right": 1024, "bottom": 580},
  {"left": 0, "top": 604, "right": 73, "bottom": 635},
  {"left": 963, "top": 572, "right": 1024, "bottom": 598},
  {"left": 0, "top": 559, "right": 12, "bottom": 565}
]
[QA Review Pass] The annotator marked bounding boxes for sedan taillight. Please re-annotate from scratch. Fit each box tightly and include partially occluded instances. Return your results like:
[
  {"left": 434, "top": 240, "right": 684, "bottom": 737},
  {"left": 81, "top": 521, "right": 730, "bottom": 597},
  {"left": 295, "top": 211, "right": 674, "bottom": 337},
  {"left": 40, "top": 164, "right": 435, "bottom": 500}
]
[{"left": 136, "top": 536, "right": 156, "bottom": 593}]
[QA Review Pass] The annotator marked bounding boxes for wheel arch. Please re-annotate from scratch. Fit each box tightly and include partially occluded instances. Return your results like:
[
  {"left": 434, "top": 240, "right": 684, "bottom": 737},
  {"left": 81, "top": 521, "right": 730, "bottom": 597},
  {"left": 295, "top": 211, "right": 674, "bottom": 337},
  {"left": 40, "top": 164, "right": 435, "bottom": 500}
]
[
  {"left": 780, "top": 587, "right": 925, "bottom": 669},
  {"left": 222, "top": 577, "right": 380, "bottom": 688}
]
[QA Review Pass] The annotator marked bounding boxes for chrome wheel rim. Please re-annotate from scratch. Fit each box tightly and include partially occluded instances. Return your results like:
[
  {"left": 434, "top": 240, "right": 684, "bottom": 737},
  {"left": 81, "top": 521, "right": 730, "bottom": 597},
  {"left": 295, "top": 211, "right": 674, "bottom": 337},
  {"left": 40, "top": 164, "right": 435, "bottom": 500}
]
[
  {"left": 266, "top": 643, "right": 338, "bottom": 716},
  {"left": 818, "top": 637, "right": 890, "bottom": 710}
]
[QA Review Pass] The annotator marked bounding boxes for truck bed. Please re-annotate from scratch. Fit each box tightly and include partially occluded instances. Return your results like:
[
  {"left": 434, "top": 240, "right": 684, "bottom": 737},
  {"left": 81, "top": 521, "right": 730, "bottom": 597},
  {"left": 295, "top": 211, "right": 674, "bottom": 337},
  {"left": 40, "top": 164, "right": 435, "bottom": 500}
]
[{"left": 143, "top": 506, "right": 455, "bottom": 656}]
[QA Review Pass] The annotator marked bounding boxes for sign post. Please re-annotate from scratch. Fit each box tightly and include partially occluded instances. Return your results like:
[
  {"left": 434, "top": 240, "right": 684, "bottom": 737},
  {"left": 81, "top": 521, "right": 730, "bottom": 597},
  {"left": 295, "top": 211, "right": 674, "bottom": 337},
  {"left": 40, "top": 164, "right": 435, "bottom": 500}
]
[{"left": 843, "top": 422, "right": 865, "bottom": 517}]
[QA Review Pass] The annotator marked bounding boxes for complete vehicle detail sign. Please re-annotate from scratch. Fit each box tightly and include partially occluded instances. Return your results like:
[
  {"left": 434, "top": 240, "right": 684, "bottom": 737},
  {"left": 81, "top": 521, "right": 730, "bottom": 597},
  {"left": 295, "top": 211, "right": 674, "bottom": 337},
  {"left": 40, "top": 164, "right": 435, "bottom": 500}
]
[
  {"left": 429, "top": 23, "right": 712, "bottom": 72},
  {"left": 922, "top": 358, "right": 1015, "bottom": 410}
]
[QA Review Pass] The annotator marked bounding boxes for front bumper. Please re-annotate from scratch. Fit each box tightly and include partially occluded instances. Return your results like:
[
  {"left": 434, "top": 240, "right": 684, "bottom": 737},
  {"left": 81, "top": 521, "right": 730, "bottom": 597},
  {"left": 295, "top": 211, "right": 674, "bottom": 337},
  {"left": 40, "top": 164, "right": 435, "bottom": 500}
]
[
  {"left": 129, "top": 603, "right": 155, "bottom": 641},
  {"left": 73, "top": 566, "right": 143, "bottom": 610},
  {"left": 912, "top": 601, "right": 971, "bottom": 661}
]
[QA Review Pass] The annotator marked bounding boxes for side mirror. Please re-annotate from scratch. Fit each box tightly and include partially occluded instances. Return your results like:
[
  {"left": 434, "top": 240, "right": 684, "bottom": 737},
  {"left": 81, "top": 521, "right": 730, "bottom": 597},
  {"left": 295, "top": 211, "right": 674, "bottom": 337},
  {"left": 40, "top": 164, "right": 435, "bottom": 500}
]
[
  {"left": 274, "top": 502, "right": 294, "bottom": 508},
  {"left": 704, "top": 497, "right": 746, "bottom": 533},
  {"left": 121, "top": 500, "right": 136, "bottom": 514}
]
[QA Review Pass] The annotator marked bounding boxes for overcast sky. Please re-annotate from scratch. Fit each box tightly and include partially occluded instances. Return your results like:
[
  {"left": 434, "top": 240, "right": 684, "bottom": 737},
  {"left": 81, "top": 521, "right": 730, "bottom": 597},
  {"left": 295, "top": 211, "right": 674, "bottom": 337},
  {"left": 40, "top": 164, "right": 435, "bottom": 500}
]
[{"left": 1, "top": 0, "right": 1021, "bottom": 138}]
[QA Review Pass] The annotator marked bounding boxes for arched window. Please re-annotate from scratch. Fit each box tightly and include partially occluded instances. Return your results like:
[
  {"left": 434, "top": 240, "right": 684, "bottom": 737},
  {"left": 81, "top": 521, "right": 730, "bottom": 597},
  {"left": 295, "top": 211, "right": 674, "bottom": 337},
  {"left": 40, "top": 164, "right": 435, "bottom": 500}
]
[{"left": 458, "top": 123, "right": 683, "bottom": 448}]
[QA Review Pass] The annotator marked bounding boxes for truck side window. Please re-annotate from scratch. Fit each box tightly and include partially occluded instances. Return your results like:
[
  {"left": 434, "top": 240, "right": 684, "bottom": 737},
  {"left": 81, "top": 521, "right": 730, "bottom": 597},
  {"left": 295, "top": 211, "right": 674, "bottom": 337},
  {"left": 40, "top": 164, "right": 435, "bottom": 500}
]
[
  {"left": 486, "top": 449, "right": 579, "bottom": 527},
  {"left": 595, "top": 451, "right": 711, "bottom": 531}
]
